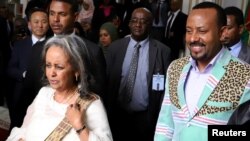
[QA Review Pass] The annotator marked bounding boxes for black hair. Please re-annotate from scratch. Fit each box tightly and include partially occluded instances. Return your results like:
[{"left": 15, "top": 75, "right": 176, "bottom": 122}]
[
  {"left": 224, "top": 6, "right": 244, "bottom": 26},
  {"left": 49, "top": 0, "right": 79, "bottom": 13},
  {"left": 27, "top": 7, "right": 48, "bottom": 21},
  {"left": 193, "top": 2, "right": 226, "bottom": 28}
]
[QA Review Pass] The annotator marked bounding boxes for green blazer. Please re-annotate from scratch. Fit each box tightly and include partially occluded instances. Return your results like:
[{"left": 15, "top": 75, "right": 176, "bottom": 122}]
[{"left": 154, "top": 48, "right": 250, "bottom": 141}]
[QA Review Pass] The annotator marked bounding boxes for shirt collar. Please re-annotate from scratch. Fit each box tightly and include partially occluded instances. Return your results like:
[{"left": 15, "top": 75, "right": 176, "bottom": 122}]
[
  {"left": 130, "top": 36, "right": 149, "bottom": 48},
  {"left": 228, "top": 40, "right": 242, "bottom": 50},
  {"left": 190, "top": 47, "right": 225, "bottom": 72},
  {"left": 32, "top": 34, "right": 46, "bottom": 45}
]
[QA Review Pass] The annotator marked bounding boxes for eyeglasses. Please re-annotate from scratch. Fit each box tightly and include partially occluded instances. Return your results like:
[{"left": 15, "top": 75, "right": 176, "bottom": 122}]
[{"left": 130, "top": 18, "right": 149, "bottom": 25}]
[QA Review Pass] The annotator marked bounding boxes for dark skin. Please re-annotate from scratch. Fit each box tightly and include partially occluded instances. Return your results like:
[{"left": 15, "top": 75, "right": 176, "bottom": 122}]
[{"left": 129, "top": 8, "right": 153, "bottom": 42}]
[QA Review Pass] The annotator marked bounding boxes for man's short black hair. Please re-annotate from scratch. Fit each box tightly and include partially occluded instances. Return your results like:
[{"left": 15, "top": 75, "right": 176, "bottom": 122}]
[
  {"left": 25, "top": 0, "right": 47, "bottom": 18},
  {"left": 27, "top": 7, "right": 48, "bottom": 21},
  {"left": 224, "top": 6, "right": 244, "bottom": 26},
  {"left": 193, "top": 2, "right": 227, "bottom": 28},
  {"left": 49, "top": 0, "right": 79, "bottom": 13}
]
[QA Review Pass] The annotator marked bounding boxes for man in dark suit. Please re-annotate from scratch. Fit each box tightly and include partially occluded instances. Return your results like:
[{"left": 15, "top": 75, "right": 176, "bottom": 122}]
[
  {"left": 106, "top": 8, "right": 171, "bottom": 141},
  {"left": 150, "top": 0, "right": 170, "bottom": 43},
  {"left": 0, "top": 6, "right": 13, "bottom": 106},
  {"left": 16, "top": 0, "right": 106, "bottom": 128},
  {"left": 164, "top": 0, "right": 187, "bottom": 61},
  {"left": 7, "top": 8, "right": 49, "bottom": 129},
  {"left": 222, "top": 6, "right": 250, "bottom": 64}
]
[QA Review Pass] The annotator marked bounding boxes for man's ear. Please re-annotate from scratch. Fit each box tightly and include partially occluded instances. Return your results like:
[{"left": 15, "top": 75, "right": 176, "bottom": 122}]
[
  {"left": 220, "top": 25, "right": 228, "bottom": 41},
  {"left": 28, "top": 21, "right": 31, "bottom": 31},
  {"left": 239, "top": 24, "right": 244, "bottom": 35},
  {"left": 74, "top": 12, "right": 79, "bottom": 22}
]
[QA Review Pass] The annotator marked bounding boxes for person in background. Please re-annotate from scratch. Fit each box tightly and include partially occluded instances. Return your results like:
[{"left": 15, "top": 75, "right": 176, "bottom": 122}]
[
  {"left": 7, "top": 34, "right": 112, "bottom": 141},
  {"left": 119, "top": 0, "right": 151, "bottom": 38},
  {"left": 7, "top": 7, "right": 49, "bottom": 131},
  {"left": 16, "top": 0, "right": 107, "bottom": 129},
  {"left": 150, "top": 0, "right": 169, "bottom": 43},
  {"left": 164, "top": 0, "right": 187, "bottom": 61},
  {"left": 106, "top": 7, "right": 171, "bottom": 141},
  {"left": 0, "top": 5, "right": 14, "bottom": 105},
  {"left": 99, "top": 22, "right": 118, "bottom": 60},
  {"left": 77, "top": 0, "right": 95, "bottom": 27},
  {"left": 221, "top": 6, "right": 250, "bottom": 64},
  {"left": 154, "top": 2, "right": 250, "bottom": 141},
  {"left": 92, "top": 0, "right": 118, "bottom": 32},
  {"left": 79, "top": 19, "right": 99, "bottom": 43},
  {"left": 12, "top": 17, "right": 30, "bottom": 43},
  {"left": 77, "top": 0, "right": 99, "bottom": 43},
  {"left": 74, "top": 21, "right": 86, "bottom": 38}
]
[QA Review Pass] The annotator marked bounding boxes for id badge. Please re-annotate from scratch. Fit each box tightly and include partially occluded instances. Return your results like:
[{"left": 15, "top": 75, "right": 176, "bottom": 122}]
[{"left": 152, "top": 74, "right": 164, "bottom": 91}]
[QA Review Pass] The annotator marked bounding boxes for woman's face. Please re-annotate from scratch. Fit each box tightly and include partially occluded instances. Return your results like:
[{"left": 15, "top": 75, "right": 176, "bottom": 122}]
[
  {"left": 45, "top": 45, "right": 75, "bottom": 91},
  {"left": 99, "top": 29, "right": 112, "bottom": 47}
]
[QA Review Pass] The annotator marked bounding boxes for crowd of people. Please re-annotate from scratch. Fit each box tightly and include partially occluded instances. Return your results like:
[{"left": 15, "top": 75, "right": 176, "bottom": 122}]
[{"left": 0, "top": 0, "right": 250, "bottom": 141}]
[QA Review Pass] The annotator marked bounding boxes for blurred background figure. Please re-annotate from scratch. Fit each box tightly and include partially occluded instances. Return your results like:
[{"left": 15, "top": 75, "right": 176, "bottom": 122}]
[
  {"left": 77, "top": 0, "right": 95, "bottom": 28},
  {"left": 12, "top": 17, "right": 30, "bottom": 43},
  {"left": 79, "top": 19, "right": 99, "bottom": 43},
  {"left": 74, "top": 21, "right": 86, "bottom": 38},
  {"left": 163, "top": 0, "right": 187, "bottom": 61},
  {"left": 221, "top": 6, "right": 250, "bottom": 64},
  {"left": 150, "top": 0, "right": 170, "bottom": 43},
  {"left": 99, "top": 22, "right": 119, "bottom": 60},
  {"left": 77, "top": 0, "right": 98, "bottom": 43},
  {"left": 92, "top": 0, "right": 119, "bottom": 34},
  {"left": 7, "top": 7, "right": 49, "bottom": 131},
  {"left": 0, "top": 5, "right": 14, "bottom": 106}
]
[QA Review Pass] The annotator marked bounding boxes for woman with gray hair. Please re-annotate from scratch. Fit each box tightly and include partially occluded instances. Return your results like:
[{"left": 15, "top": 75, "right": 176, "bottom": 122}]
[{"left": 7, "top": 34, "right": 113, "bottom": 141}]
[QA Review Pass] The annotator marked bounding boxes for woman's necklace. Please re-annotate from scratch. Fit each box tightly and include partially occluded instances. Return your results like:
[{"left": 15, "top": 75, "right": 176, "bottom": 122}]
[{"left": 54, "top": 89, "right": 77, "bottom": 104}]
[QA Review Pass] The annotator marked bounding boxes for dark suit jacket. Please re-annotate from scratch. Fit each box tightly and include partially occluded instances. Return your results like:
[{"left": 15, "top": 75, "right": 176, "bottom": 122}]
[
  {"left": 6, "top": 37, "right": 33, "bottom": 129},
  {"left": 105, "top": 37, "right": 171, "bottom": 140},
  {"left": 7, "top": 37, "right": 33, "bottom": 81},
  {"left": 228, "top": 99, "right": 250, "bottom": 125},
  {"left": 164, "top": 11, "right": 187, "bottom": 61},
  {"left": 0, "top": 17, "right": 13, "bottom": 69},
  {"left": 16, "top": 35, "right": 107, "bottom": 127},
  {"left": 151, "top": 0, "right": 169, "bottom": 26},
  {"left": 238, "top": 44, "right": 250, "bottom": 64}
]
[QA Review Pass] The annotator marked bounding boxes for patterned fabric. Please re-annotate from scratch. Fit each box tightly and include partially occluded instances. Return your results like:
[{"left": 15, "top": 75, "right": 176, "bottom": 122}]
[
  {"left": 123, "top": 43, "right": 141, "bottom": 103},
  {"left": 154, "top": 49, "right": 250, "bottom": 141},
  {"left": 45, "top": 94, "right": 98, "bottom": 141}
]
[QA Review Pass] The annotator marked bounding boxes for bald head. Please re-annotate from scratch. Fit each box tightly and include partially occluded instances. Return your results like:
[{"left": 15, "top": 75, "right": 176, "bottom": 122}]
[
  {"left": 129, "top": 8, "right": 153, "bottom": 41},
  {"left": 132, "top": 8, "right": 153, "bottom": 24}
]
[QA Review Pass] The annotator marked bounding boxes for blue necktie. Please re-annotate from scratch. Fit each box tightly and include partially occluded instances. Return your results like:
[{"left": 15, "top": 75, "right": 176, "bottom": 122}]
[{"left": 124, "top": 43, "right": 141, "bottom": 103}]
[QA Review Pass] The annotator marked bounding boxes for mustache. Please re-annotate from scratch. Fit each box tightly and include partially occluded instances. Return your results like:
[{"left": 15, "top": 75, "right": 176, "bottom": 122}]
[{"left": 189, "top": 42, "right": 205, "bottom": 47}]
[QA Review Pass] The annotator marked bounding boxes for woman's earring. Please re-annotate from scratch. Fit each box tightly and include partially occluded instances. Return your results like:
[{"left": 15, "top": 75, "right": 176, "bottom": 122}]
[{"left": 75, "top": 74, "right": 78, "bottom": 82}]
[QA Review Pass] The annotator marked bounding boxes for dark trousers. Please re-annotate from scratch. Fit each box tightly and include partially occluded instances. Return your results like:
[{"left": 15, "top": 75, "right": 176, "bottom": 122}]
[{"left": 110, "top": 107, "right": 154, "bottom": 141}]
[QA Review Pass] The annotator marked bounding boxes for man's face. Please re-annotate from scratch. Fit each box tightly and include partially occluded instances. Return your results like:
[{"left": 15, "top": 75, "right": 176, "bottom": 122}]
[
  {"left": 185, "top": 8, "right": 225, "bottom": 66},
  {"left": 129, "top": 8, "right": 151, "bottom": 41},
  {"left": 222, "top": 15, "right": 243, "bottom": 47},
  {"left": 49, "top": 1, "right": 77, "bottom": 35},
  {"left": 29, "top": 11, "right": 49, "bottom": 38}
]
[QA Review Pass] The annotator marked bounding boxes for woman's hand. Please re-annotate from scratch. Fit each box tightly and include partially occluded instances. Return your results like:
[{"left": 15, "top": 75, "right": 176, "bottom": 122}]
[{"left": 66, "top": 103, "right": 84, "bottom": 130}]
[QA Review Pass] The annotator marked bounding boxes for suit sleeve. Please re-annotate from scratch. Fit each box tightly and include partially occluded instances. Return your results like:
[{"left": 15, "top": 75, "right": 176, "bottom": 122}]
[{"left": 7, "top": 43, "right": 24, "bottom": 81}]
